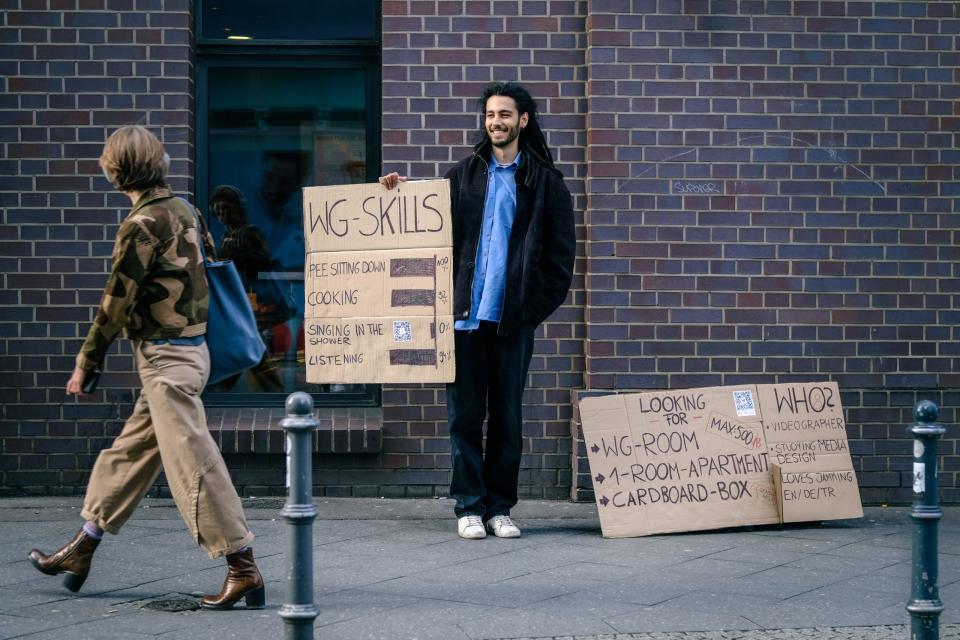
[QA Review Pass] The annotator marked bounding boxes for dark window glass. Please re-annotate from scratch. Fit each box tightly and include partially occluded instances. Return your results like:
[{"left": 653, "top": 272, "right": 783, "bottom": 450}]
[
  {"left": 196, "top": 0, "right": 379, "bottom": 407},
  {"left": 201, "top": 65, "right": 375, "bottom": 404},
  {"left": 201, "top": 0, "right": 376, "bottom": 42}
]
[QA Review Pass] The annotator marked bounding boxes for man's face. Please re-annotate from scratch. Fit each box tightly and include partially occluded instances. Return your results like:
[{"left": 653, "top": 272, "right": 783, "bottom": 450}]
[
  {"left": 485, "top": 95, "right": 529, "bottom": 150},
  {"left": 261, "top": 157, "right": 299, "bottom": 208}
]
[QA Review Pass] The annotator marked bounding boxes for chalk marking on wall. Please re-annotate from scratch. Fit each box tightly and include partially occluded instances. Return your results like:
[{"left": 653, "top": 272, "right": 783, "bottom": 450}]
[{"left": 615, "top": 132, "right": 886, "bottom": 195}]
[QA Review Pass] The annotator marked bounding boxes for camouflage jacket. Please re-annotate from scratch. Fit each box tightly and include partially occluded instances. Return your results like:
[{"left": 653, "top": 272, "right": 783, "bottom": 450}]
[{"left": 76, "top": 187, "right": 216, "bottom": 371}]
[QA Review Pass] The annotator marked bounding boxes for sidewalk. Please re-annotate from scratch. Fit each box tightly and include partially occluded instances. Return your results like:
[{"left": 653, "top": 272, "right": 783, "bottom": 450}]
[{"left": 0, "top": 497, "right": 957, "bottom": 640}]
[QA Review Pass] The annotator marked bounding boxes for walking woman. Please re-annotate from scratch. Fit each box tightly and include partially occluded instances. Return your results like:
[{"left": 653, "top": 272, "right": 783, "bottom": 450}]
[{"left": 27, "top": 125, "right": 265, "bottom": 610}]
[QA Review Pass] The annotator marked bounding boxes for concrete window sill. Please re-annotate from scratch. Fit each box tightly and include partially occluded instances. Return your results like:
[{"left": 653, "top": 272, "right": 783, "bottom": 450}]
[{"left": 205, "top": 406, "right": 382, "bottom": 454}]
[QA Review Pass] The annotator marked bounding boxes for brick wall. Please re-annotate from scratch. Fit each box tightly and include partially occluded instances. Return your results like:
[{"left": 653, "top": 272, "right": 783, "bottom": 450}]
[
  {"left": 0, "top": 0, "right": 195, "bottom": 494},
  {"left": 378, "top": 0, "right": 588, "bottom": 499},
  {"left": 582, "top": 0, "right": 959, "bottom": 504},
  {"left": 2, "top": 0, "right": 959, "bottom": 505}
]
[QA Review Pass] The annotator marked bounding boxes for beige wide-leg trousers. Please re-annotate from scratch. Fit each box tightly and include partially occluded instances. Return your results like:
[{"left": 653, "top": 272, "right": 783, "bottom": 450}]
[{"left": 81, "top": 340, "right": 253, "bottom": 558}]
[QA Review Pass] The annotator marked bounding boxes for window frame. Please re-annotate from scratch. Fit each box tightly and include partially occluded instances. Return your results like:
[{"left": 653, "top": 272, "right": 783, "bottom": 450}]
[
  {"left": 195, "top": 0, "right": 379, "bottom": 47},
  {"left": 195, "top": 5, "right": 381, "bottom": 408}
]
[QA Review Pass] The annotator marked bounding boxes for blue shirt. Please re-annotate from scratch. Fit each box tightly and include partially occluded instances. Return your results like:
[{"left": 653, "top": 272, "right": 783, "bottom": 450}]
[{"left": 455, "top": 151, "right": 521, "bottom": 331}]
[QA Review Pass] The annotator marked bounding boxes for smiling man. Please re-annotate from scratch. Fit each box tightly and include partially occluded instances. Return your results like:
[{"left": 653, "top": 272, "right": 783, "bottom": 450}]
[{"left": 381, "top": 81, "right": 576, "bottom": 540}]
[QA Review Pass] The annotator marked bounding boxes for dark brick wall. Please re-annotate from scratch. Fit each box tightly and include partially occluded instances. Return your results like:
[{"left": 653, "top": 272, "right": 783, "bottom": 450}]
[
  {"left": 582, "top": 0, "right": 959, "bottom": 504},
  {"left": 0, "top": 0, "right": 196, "bottom": 495},
  {"left": 378, "top": 0, "right": 588, "bottom": 499},
  {"left": 2, "top": 1, "right": 958, "bottom": 506}
]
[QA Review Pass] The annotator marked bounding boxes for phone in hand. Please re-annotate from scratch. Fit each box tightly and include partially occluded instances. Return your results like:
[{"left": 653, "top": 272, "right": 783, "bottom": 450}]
[{"left": 81, "top": 369, "right": 101, "bottom": 394}]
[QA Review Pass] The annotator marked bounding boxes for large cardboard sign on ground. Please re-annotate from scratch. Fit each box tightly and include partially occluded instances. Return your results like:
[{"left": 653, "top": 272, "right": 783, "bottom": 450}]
[
  {"left": 579, "top": 382, "right": 861, "bottom": 537},
  {"left": 302, "top": 179, "right": 454, "bottom": 383}
]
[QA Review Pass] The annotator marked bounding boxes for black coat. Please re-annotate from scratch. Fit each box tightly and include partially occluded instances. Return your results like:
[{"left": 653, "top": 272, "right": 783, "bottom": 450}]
[{"left": 444, "top": 145, "right": 576, "bottom": 336}]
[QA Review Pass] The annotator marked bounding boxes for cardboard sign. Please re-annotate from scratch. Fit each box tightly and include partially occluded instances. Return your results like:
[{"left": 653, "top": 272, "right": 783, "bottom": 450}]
[
  {"left": 306, "top": 248, "right": 453, "bottom": 318},
  {"left": 758, "top": 382, "right": 863, "bottom": 522},
  {"left": 303, "top": 315, "right": 454, "bottom": 384},
  {"left": 302, "top": 179, "right": 454, "bottom": 383},
  {"left": 579, "top": 386, "right": 779, "bottom": 538},
  {"left": 304, "top": 180, "right": 452, "bottom": 252},
  {"left": 579, "top": 382, "right": 862, "bottom": 537}
]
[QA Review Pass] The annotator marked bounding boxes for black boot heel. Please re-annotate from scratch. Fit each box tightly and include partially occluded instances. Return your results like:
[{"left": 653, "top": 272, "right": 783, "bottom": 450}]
[
  {"left": 244, "top": 585, "right": 265, "bottom": 609},
  {"left": 63, "top": 572, "right": 86, "bottom": 593}
]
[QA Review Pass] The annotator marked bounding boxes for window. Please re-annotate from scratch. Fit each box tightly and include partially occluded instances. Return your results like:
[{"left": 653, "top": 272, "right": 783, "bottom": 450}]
[
  {"left": 199, "top": 0, "right": 376, "bottom": 43},
  {"left": 196, "top": 2, "right": 379, "bottom": 407}
]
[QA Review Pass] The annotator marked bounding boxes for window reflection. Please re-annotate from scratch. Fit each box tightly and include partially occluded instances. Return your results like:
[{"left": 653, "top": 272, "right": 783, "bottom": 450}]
[
  {"left": 201, "top": 0, "right": 376, "bottom": 42},
  {"left": 205, "top": 67, "right": 369, "bottom": 397},
  {"left": 210, "top": 184, "right": 284, "bottom": 392}
]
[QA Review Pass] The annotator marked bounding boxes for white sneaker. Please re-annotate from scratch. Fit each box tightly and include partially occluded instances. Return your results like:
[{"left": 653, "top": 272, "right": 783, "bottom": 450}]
[
  {"left": 457, "top": 515, "right": 486, "bottom": 540},
  {"left": 485, "top": 515, "right": 521, "bottom": 538}
]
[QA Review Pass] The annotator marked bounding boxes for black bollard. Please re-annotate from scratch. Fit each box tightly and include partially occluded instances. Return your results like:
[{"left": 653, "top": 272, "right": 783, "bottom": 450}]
[
  {"left": 279, "top": 392, "right": 319, "bottom": 640},
  {"left": 906, "top": 400, "right": 945, "bottom": 640}
]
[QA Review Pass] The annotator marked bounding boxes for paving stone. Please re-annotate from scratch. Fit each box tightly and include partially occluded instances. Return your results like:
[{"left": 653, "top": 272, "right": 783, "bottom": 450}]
[
  {"left": 312, "top": 587, "right": 420, "bottom": 626},
  {"left": 1, "top": 499, "right": 955, "bottom": 640},
  {"left": 317, "top": 595, "right": 499, "bottom": 639},
  {"left": 0, "top": 612, "right": 60, "bottom": 637},
  {"left": 701, "top": 543, "right": 808, "bottom": 568},
  {"left": 666, "top": 556, "right": 767, "bottom": 579},
  {"left": 537, "top": 560, "right": 645, "bottom": 583},
  {"left": 462, "top": 606, "right": 619, "bottom": 640},
  {"left": 527, "top": 591, "right": 645, "bottom": 621},
  {"left": 605, "top": 604, "right": 761, "bottom": 634},
  {"left": 508, "top": 627, "right": 960, "bottom": 640},
  {"left": 583, "top": 575, "right": 696, "bottom": 608}
]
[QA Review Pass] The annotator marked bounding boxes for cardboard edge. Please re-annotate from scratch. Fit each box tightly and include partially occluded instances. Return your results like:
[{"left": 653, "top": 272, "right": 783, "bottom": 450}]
[
  {"left": 599, "top": 515, "right": 782, "bottom": 539},
  {"left": 771, "top": 462, "right": 784, "bottom": 525}
]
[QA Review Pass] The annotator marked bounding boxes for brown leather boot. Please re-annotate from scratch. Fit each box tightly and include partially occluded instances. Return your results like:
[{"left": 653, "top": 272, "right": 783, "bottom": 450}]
[
  {"left": 200, "top": 547, "right": 265, "bottom": 610},
  {"left": 28, "top": 529, "right": 100, "bottom": 593}
]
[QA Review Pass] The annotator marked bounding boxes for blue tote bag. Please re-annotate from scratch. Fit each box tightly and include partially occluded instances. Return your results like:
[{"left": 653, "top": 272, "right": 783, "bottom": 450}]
[{"left": 187, "top": 201, "right": 266, "bottom": 384}]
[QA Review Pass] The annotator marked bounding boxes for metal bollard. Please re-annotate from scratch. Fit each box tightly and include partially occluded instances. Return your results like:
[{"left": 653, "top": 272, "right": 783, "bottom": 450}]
[
  {"left": 279, "top": 392, "right": 319, "bottom": 639},
  {"left": 906, "top": 400, "right": 945, "bottom": 640}
]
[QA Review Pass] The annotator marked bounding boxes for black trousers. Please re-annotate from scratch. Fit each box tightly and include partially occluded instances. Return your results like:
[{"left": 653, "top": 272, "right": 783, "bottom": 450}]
[{"left": 446, "top": 321, "right": 536, "bottom": 519}]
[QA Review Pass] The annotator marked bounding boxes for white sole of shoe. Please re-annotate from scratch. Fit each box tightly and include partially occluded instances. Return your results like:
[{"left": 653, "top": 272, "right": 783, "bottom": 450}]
[{"left": 458, "top": 531, "right": 486, "bottom": 540}]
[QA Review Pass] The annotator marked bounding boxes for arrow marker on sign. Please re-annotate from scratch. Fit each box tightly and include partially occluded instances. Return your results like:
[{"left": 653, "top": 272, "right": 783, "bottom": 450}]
[
  {"left": 595, "top": 473, "right": 605, "bottom": 484},
  {"left": 590, "top": 443, "right": 599, "bottom": 453},
  {"left": 599, "top": 496, "right": 609, "bottom": 507}
]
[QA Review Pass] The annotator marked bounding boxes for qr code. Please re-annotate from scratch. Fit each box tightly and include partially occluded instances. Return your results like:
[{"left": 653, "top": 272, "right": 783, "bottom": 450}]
[
  {"left": 392, "top": 320, "right": 413, "bottom": 343},
  {"left": 733, "top": 390, "right": 756, "bottom": 417}
]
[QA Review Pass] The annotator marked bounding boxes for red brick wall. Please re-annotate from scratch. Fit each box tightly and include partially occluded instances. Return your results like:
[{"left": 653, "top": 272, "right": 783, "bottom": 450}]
[
  {"left": 2, "top": 0, "right": 958, "bottom": 505},
  {"left": 379, "top": 0, "right": 588, "bottom": 498},
  {"left": 580, "top": 0, "right": 959, "bottom": 504},
  {"left": 0, "top": 0, "right": 195, "bottom": 493}
]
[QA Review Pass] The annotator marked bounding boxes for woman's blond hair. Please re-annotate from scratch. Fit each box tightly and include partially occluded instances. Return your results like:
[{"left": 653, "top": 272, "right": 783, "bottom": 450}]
[{"left": 99, "top": 125, "right": 169, "bottom": 192}]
